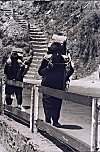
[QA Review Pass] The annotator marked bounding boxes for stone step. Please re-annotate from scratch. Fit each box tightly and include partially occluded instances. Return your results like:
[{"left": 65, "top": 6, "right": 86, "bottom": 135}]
[
  {"left": 14, "top": 15, "right": 22, "bottom": 18},
  {"left": 24, "top": 73, "right": 40, "bottom": 78},
  {"left": 15, "top": 17, "right": 23, "bottom": 20},
  {"left": 33, "top": 52, "right": 45, "bottom": 56},
  {"left": 28, "top": 68, "right": 38, "bottom": 73},
  {"left": 33, "top": 48, "right": 47, "bottom": 54},
  {"left": 30, "top": 39, "right": 47, "bottom": 43},
  {"left": 4, "top": 9, "right": 12, "bottom": 11},
  {"left": 29, "top": 40, "right": 47, "bottom": 45},
  {"left": 29, "top": 67, "right": 40, "bottom": 72},
  {"left": 24, "top": 75, "right": 35, "bottom": 80},
  {"left": 30, "top": 64, "right": 40, "bottom": 68},
  {"left": 29, "top": 28, "right": 41, "bottom": 32},
  {"left": 33, "top": 56, "right": 43, "bottom": 60},
  {"left": 4, "top": 9, "right": 12, "bottom": 12},
  {"left": 23, "top": 77, "right": 41, "bottom": 83},
  {"left": 17, "top": 22, "right": 27, "bottom": 28},
  {"left": 23, "top": 78, "right": 41, "bottom": 83},
  {"left": 30, "top": 40, "right": 47, "bottom": 45},
  {"left": 4, "top": 10, "right": 12, "bottom": 13},
  {"left": 31, "top": 60, "right": 41, "bottom": 64},
  {"left": 4, "top": 11, "right": 12, "bottom": 15},
  {"left": 19, "top": 24, "right": 27, "bottom": 28},
  {"left": 19, "top": 24, "right": 27, "bottom": 27},
  {"left": 30, "top": 62, "right": 41, "bottom": 67},
  {"left": 20, "top": 25, "right": 27, "bottom": 28},
  {"left": 15, "top": 16, "right": 24, "bottom": 19},
  {"left": 29, "top": 31, "right": 44, "bottom": 35},
  {"left": 32, "top": 44, "right": 47, "bottom": 49},
  {"left": 30, "top": 63, "right": 37, "bottom": 67},
  {"left": 26, "top": 70, "right": 38, "bottom": 75},
  {"left": 18, "top": 21, "right": 27, "bottom": 24},
  {"left": 25, "top": 71, "right": 40, "bottom": 78},
  {"left": 29, "top": 25, "right": 39, "bottom": 28},
  {"left": 29, "top": 34, "right": 47, "bottom": 38},
  {"left": 17, "top": 19, "right": 27, "bottom": 23},
  {"left": 17, "top": 21, "right": 27, "bottom": 24},
  {"left": 29, "top": 26, "right": 40, "bottom": 29},
  {"left": 32, "top": 48, "right": 47, "bottom": 52},
  {"left": 30, "top": 37, "right": 47, "bottom": 41}
]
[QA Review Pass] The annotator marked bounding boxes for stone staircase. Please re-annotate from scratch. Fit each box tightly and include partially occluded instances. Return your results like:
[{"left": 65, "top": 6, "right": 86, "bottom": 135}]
[
  {"left": 12, "top": 8, "right": 47, "bottom": 83},
  {"left": 23, "top": 24, "right": 48, "bottom": 83},
  {"left": 4, "top": 9, "right": 13, "bottom": 16},
  {"left": 13, "top": 11, "right": 28, "bottom": 31}
]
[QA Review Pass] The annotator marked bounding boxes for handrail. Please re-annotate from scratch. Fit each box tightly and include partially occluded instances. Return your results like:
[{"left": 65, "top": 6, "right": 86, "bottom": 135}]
[
  {"left": 1, "top": 78, "right": 100, "bottom": 152},
  {"left": 1, "top": 78, "right": 40, "bottom": 133}
]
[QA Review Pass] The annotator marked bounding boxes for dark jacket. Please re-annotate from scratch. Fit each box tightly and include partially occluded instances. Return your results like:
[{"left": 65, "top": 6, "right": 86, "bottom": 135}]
[
  {"left": 4, "top": 59, "right": 25, "bottom": 82},
  {"left": 38, "top": 54, "right": 74, "bottom": 90}
]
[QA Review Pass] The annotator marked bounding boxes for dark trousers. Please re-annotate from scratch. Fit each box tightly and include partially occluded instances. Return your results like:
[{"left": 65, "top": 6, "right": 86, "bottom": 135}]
[
  {"left": 43, "top": 94, "right": 62, "bottom": 123},
  {"left": 5, "top": 85, "right": 22, "bottom": 105}
]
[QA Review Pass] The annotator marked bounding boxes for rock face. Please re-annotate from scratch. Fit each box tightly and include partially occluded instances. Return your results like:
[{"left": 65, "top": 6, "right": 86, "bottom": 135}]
[{"left": 0, "top": 0, "right": 100, "bottom": 79}]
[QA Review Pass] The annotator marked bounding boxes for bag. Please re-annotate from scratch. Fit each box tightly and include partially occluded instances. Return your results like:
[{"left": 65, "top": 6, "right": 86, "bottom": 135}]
[{"left": 65, "top": 61, "right": 74, "bottom": 81}]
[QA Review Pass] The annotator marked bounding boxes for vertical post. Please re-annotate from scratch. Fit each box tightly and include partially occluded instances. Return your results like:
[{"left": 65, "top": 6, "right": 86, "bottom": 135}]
[
  {"left": 30, "top": 85, "right": 39, "bottom": 133},
  {"left": 30, "top": 85, "right": 34, "bottom": 133},
  {"left": 1, "top": 77, "right": 6, "bottom": 114},
  {"left": 91, "top": 98, "right": 98, "bottom": 152},
  {"left": 99, "top": 65, "right": 100, "bottom": 79},
  {"left": 33, "top": 85, "right": 39, "bottom": 133}
]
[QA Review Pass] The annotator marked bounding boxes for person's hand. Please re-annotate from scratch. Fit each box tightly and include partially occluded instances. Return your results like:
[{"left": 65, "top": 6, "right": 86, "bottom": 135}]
[
  {"left": 66, "top": 79, "right": 70, "bottom": 91},
  {"left": 47, "top": 62, "right": 54, "bottom": 69},
  {"left": 2, "top": 75, "right": 7, "bottom": 84}
]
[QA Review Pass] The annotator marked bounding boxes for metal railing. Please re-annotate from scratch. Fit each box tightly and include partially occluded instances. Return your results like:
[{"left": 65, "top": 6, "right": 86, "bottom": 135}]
[{"left": 0, "top": 77, "right": 100, "bottom": 152}]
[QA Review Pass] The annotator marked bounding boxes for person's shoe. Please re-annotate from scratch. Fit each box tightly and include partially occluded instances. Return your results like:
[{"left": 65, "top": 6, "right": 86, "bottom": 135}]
[
  {"left": 45, "top": 118, "right": 51, "bottom": 124},
  {"left": 53, "top": 122, "right": 62, "bottom": 128},
  {"left": 21, "top": 106, "right": 26, "bottom": 112}
]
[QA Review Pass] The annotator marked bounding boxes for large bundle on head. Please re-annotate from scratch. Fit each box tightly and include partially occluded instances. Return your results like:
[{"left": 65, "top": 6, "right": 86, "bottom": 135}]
[{"left": 48, "top": 34, "right": 67, "bottom": 55}]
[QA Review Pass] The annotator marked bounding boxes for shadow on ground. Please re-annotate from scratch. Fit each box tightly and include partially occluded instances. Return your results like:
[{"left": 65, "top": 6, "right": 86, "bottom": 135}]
[
  {"left": 39, "top": 129, "right": 79, "bottom": 152},
  {"left": 58, "top": 124, "right": 83, "bottom": 129}
]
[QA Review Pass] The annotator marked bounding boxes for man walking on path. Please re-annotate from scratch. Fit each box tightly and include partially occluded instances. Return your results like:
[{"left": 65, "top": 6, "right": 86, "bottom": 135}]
[{"left": 38, "top": 42, "right": 74, "bottom": 127}]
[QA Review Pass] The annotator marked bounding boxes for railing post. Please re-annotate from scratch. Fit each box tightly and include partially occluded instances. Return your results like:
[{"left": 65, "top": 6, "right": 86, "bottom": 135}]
[
  {"left": 1, "top": 77, "right": 6, "bottom": 114},
  {"left": 99, "top": 65, "right": 100, "bottom": 79},
  {"left": 91, "top": 98, "right": 99, "bottom": 152},
  {"left": 30, "top": 85, "right": 34, "bottom": 133},
  {"left": 33, "top": 85, "right": 39, "bottom": 133},
  {"left": 30, "top": 85, "right": 39, "bottom": 133}
]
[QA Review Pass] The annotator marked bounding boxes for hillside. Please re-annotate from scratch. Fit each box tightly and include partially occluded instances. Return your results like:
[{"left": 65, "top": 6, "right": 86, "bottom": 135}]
[{"left": 0, "top": 0, "right": 100, "bottom": 79}]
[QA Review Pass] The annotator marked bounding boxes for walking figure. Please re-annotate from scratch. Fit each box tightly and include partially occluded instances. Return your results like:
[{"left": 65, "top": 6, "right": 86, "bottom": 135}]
[
  {"left": 4, "top": 51, "right": 25, "bottom": 109},
  {"left": 38, "top": 42, "right": 74, "bottom": 127}
]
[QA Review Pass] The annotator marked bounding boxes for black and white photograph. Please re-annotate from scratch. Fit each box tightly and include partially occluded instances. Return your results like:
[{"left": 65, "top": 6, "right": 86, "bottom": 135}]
[{"left": 0, "top": 0, "right": 100, "bottom": 151}]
